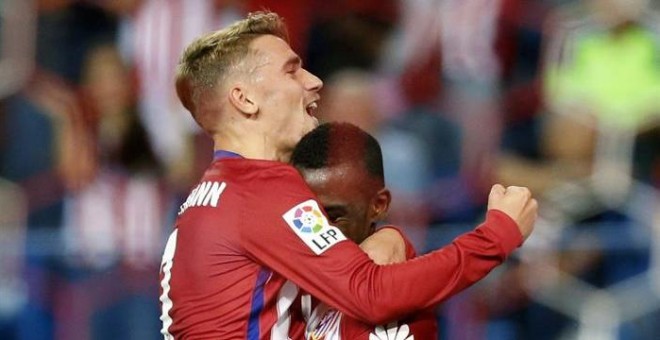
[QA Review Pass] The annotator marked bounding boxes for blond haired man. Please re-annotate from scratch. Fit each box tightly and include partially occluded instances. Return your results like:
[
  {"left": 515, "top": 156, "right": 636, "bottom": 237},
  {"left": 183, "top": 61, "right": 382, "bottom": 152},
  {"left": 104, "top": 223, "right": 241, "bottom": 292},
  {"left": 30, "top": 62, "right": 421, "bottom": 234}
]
[{"left": 159, "top": 11, "right": 537, "bottom": 339}]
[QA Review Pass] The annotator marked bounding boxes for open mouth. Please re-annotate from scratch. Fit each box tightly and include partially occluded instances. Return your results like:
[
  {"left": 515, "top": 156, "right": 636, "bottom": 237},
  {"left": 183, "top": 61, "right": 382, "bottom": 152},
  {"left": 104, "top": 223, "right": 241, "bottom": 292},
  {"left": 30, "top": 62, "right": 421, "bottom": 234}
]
[{"left": 305, "top": 101, "right": 318, "bottom": 116}]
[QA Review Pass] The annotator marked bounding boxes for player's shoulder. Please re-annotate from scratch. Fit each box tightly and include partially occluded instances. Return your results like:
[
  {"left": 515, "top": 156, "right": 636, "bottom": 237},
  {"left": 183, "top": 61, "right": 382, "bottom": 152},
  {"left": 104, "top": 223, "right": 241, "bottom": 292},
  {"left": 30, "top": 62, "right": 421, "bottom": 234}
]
[
  {"left": 205, "top": 158, "right": 305, "bottom": 185},
  {"left": 208, "top": 158, "right": 313, "bottom": 204},
  {"left": 214, "top": 158, "right": 300, "bottom": 177},
  {"left": 251, "top": 160, "right": 304, "bottom": 181}
]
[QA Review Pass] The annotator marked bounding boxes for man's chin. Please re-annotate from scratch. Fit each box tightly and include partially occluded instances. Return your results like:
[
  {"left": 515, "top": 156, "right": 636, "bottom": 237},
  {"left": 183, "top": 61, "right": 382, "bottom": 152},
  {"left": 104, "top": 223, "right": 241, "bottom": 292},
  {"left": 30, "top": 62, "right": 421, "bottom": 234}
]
[{"left": 302, "top": 120, "right": 319, "bottom": 135}]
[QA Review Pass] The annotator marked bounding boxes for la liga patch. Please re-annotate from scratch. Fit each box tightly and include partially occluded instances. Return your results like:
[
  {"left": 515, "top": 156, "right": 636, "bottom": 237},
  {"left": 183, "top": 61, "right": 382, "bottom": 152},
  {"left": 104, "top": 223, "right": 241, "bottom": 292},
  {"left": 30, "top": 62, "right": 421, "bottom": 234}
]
[{"left": 283, "top": 200, "right": 346, "bottom": 255}]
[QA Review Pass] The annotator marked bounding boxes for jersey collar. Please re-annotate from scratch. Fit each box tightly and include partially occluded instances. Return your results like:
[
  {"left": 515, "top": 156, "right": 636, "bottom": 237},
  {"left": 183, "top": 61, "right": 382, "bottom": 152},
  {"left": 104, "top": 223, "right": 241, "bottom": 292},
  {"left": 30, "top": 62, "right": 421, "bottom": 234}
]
[{"left": 213, "top": 150, "right": 243, "bottom": 160}]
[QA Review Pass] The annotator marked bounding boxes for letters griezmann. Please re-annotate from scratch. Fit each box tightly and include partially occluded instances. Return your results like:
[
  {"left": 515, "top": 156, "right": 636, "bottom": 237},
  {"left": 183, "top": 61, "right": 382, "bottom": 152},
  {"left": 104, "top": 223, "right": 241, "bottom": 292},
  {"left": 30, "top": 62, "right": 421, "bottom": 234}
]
[{"left": 178, "top": 181, "right": 226, "bottom": 215}]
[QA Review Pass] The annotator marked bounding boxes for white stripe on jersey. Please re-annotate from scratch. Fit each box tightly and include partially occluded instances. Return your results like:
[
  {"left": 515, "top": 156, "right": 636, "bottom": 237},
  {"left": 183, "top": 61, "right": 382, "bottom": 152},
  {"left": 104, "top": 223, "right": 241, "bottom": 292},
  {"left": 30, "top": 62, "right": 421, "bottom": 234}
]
[
  {"left": 159, "top": 229, "right": 178, "bottom": 339},
  {"left": 271, "top": 280, "right": 299, "bottom": 339}
]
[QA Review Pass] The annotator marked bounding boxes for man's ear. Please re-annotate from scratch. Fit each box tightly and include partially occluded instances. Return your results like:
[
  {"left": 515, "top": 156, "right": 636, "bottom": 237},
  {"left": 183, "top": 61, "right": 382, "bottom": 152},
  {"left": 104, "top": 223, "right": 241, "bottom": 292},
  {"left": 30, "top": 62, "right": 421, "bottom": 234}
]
[
  {"left": 370, "top": 187, "right": 392, "bottom": 222},
  {"left": 228, "top": 85, "right": 258, "bottom": 116},
  {"left": 175, "top": 78, "right": 195, "bottom": 112}
]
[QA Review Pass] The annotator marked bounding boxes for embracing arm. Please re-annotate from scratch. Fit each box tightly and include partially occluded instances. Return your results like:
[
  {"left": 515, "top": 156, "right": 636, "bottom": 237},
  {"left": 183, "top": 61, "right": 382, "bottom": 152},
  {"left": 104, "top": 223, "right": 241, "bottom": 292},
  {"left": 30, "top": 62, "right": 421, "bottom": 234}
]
[{"left": 242, "top": 169, "right": 536, "bottom": 324}]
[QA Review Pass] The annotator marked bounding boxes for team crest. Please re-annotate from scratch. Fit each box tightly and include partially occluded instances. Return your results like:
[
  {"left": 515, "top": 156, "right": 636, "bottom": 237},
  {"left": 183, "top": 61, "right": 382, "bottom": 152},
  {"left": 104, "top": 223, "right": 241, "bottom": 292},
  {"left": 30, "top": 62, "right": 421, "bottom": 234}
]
[
  {"left": 308, "top": 310, "right": 342, "bottom": 340},
  {"left": 283, "top": 200, "right": 346, "bottom": 255}
]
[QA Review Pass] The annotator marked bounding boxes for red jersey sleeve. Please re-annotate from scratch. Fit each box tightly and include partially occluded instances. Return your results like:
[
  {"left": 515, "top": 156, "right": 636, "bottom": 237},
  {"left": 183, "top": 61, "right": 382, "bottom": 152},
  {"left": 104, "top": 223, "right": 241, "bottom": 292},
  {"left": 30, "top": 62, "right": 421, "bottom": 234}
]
[
  {"left": 339, "top": 225, "right": 439, "bottom": 339},
  {"left": 239, "top": 164, "right": 522, "bottom": 325}
]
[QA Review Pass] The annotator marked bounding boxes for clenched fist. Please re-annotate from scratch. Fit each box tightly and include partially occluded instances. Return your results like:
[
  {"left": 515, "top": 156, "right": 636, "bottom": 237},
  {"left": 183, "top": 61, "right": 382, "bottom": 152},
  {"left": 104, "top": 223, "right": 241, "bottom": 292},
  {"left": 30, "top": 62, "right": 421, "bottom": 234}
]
[{"left": 487, "top": 184, "right": 537, "bottom": 241}]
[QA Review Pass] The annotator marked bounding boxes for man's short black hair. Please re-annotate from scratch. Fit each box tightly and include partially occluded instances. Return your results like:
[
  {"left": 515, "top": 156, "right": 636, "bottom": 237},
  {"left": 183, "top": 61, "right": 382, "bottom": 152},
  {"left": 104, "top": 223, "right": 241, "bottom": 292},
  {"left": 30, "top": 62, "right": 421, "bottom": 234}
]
[{"left": 291, "top": 122, "right": 384, "bottom": 180}]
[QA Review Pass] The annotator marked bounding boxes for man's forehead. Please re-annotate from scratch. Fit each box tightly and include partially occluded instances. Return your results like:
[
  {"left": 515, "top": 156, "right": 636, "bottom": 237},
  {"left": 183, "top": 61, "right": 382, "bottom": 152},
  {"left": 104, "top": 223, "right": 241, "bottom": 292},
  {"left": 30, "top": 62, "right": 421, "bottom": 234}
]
[
  {"left": 300, "top": 168, "right": 334, "bottom": 186},
  {"left": 302, "top": 163, "right": 369, "bottom": 186},
  {"left": 301, "top": 168, "right": 361, "bottom": 204},
  {"left": 249, "top": 35, "right": 298, "bottom": 65}
]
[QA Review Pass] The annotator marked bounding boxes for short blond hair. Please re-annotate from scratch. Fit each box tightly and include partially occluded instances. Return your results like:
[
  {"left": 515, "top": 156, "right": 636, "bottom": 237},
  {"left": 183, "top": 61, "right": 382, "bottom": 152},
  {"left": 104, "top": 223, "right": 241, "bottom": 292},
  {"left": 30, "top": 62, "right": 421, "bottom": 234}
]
[{"left": 175, "top": 11, "right": 288, "bottom": 119}]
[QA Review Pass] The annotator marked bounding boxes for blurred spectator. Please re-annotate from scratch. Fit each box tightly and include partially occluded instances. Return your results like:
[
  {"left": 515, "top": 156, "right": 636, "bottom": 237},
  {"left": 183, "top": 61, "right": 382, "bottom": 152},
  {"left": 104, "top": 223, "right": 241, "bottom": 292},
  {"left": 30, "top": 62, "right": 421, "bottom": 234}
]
[
  {"left": 495, "top": 0, "right": 660, "bottom": 210},
  {"left": 1, "top": 73, "right": 74, "bottom": 230},
  {"left": 44, "top": 43, "right": 169, "bottom": 340},
  {"left": 36, "top": 2, "right": 119, "bottom": 83},
  {"left": 542, "top": 0, "right": 660, "bottom": 286},
  {"left": 317, "top": 69, "right": 434, "bottom": 252},
  {"left": 380, "top": 0, "right": 554, "bottom": 224},
  {"left": 484, "top": 1, "right": 660, "bottom": 338},
  {"left": 500, "top": 0, "right": 660, "bottom": 197},
  {"left": 384, "top": 0, "right": 505, "bottom": 201},
  {"left": 61, "top": 44, "right": 170, "bottom": 270},
  {"left": 634, "top": 125, "right": 660, "bottom": 187},
  {"left": 0, "top": 178, "right": 27, "bottom": 338},
  {"left": 0, "top": 69, "right": 80, "bottom": 340},
  {"left": 545, "top": 0, "right": 660, "bottom": 131},
  {"left": 305, "top": 0, "right": 398, "bottom": 79}
]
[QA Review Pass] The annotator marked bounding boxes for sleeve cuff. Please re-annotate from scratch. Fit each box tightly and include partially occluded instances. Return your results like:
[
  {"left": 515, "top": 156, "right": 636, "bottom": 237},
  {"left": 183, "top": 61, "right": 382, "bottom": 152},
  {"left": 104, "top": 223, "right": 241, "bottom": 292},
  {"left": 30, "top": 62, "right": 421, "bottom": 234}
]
[{"left": 481, "top": 210, "right": 524, "bottom": 255}]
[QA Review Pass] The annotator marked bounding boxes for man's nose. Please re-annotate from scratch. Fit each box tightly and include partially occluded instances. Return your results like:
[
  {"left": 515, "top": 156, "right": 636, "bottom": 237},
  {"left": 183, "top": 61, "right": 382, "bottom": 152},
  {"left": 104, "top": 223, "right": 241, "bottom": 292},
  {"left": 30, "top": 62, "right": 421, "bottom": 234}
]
[{"left": 303, "top": 69, "right": 323, "bottom": 92}]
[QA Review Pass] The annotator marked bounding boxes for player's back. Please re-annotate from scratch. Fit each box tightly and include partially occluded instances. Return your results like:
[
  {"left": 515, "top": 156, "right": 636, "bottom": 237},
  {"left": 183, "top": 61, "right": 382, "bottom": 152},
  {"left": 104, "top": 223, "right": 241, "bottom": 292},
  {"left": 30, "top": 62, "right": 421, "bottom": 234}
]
[{"left": 160, "top": 157, "right": 307, "bottom": 339}]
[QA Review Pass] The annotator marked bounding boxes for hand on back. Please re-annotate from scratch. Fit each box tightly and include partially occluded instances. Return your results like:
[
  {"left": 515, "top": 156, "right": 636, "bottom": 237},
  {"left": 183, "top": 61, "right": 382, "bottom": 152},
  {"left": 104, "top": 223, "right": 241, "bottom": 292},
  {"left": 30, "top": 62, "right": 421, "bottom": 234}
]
[{"left": 359, "top": 228, "right": 407, "bottom": 265}]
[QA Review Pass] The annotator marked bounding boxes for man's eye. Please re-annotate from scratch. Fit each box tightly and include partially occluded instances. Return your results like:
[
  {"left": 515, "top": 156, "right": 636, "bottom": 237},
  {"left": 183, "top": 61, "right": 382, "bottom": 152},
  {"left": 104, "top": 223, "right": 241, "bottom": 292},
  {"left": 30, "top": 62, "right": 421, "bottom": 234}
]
[{"left": 328, "top": 215, "right": 347, "bottom": 224}]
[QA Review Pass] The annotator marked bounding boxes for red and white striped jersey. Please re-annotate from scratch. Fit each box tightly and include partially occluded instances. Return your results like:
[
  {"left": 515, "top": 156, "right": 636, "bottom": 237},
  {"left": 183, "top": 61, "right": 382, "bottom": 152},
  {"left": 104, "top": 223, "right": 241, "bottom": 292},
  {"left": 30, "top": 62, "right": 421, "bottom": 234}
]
[
  {"left": 64, "top": 171, "right": 168, "bottom": 268},
  {"left": 303, "top": 227, "right": 438, "bottom": 340},
  {"left": 159, "top": 157, "right": 522, "bottom": 339}
]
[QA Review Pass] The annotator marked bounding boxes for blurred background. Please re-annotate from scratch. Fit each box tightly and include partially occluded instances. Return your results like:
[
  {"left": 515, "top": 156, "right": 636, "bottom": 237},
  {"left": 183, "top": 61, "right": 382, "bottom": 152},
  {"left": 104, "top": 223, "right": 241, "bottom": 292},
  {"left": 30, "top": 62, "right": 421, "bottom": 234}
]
[{"left": 1, "top": 0, "right": 659, "bottom": 339}]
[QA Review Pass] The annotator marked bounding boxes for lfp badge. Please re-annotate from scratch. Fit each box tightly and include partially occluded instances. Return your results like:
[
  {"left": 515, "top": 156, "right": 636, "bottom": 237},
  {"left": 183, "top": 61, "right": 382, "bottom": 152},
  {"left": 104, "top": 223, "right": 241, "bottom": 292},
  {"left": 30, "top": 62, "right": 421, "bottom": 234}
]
[
  {"left": 283, "top": 200, "right": 346, "bottom": 255},
  {"left": 293, "top": 205, "right": 324, "bottom": 233}
]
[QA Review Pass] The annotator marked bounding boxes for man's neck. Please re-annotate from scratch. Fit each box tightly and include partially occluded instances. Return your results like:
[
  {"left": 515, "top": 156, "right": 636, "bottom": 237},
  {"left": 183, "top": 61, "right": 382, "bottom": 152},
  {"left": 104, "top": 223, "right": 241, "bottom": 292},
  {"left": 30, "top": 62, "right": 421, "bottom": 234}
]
[{"left": 213, "top": 138, "right": 290, "bottom": 163}]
